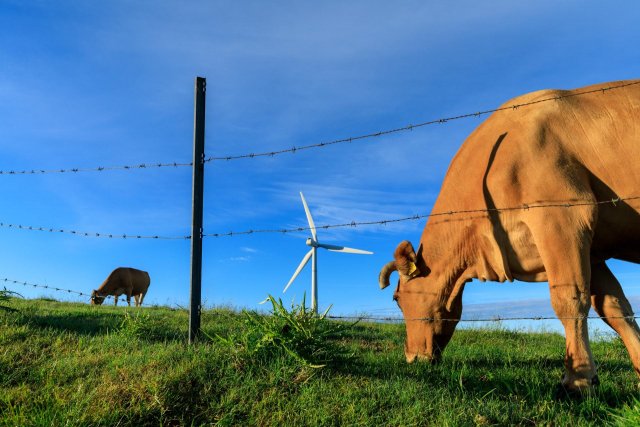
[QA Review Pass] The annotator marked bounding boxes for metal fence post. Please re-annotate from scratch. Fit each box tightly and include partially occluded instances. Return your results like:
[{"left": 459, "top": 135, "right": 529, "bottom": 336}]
[{"left": 189, "top": 76, "right": 206, "bottom": 344}]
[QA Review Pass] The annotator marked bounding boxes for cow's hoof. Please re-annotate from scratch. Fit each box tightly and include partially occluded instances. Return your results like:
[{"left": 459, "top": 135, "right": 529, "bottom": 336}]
[{"left": 553, "top": 375, "right": 599, "bottom": 400}]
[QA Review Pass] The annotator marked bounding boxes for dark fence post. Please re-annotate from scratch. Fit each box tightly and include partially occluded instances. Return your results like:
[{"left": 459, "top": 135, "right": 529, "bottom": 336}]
[{"left": 189, "top": 76, "right": 206, "bottom": 344}]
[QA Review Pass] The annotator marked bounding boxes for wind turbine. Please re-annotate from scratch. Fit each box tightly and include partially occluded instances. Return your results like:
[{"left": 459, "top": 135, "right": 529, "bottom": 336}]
[{"left": 283, "top": 192, "right": 373, "bottom": 314}]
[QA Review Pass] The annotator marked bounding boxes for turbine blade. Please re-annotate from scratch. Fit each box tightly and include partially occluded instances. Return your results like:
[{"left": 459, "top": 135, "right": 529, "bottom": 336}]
[
  {"left": 300, "top": 192, "right": 317, "bottom": 241},
  {"left": 319, "top": 243, "right": 373, "bottom": 255},
  {"left": 283, "top": 249, "right": 313, "bottom": 293}
]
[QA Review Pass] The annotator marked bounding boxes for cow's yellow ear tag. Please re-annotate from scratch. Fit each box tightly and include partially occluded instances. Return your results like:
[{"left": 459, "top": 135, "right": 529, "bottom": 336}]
[{"left": 407, "top": 262, "right": 420, "bottom": 278}]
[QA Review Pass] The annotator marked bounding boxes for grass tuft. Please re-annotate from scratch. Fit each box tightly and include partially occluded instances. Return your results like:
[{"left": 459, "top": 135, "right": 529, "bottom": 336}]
[{"left": 0, "top": 288, "right": 21, "bottom": 312}]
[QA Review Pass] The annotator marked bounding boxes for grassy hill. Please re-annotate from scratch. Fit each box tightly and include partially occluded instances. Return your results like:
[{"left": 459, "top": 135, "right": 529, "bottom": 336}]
[{"left": 1, "top": 297, "right": 639, "bottom": 426}]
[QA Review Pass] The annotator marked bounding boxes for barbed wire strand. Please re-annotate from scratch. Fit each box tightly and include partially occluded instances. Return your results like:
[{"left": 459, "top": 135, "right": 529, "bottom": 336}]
[
  {"left": 1, "top": 81, "right": 637, "bottom": 175},
  {"left": 2, "top": 278, "right": 109, "bottom": 299},
  {"left": 0, "top": 222, "right": 191, "bottom": 240},
  {"left": 0, "top": 161, "right": 193, "bottom": 176},
  {"left": 204, "top": 80, "right": 640, "bottom": 162},
  {"left": 3, "top": 278, "right": 637, "bottom": 323},
  {"left": 202, "top": 195, "right": 639, "bottom": 238},
  {"left": 326, "top": 314, "right": 640, "bottom": 323},
  {"left": 1, "top": 196, "right": 636, "bottom": 240}
]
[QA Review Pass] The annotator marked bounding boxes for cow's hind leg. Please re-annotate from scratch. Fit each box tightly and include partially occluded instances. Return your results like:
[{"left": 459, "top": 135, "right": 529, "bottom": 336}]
[
  {"left": 591, "top": 262, "right": 640, "bottom": 377},
  {"left": 137, "top": 291, "right": 147, "bottom": 307},
  {"left": 134, "top": 293, "right": 145, "bottom": 307},
  {"left": 529, "top": 211, "right": 598, "bottom": 391}
]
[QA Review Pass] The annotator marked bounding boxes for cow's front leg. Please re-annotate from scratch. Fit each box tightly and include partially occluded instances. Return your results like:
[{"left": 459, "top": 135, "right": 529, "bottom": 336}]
[
  {"left": 126, "top": 293, "right": 132, "bottom": 306},
  {"left": 530, "top": 211, "right": 598, "bottom": 391},
  {"left": 549, "top": 279, "right": 596, "bottom": 390},
  {"left": 114, "top": 295, "right": 119, "bottom": 306}
]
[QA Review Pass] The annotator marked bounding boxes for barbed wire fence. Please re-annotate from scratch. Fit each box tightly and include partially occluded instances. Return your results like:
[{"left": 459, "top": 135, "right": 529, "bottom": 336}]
[
  {"left": 4, "top": 193, "right": 638, "bottom": 321},
  {"left": 1, "top": 79, "right": 639, "bottom": 325}
]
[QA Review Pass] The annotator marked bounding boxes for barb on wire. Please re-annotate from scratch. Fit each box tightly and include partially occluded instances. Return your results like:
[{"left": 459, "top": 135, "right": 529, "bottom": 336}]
[
  {"left": 0, "top": 161, "right": 193, "bottom": 176},
  {"left": 204, "top": 80, "right": 640, "bottom": 162},
  {"left": 327, "top": 314, "right": 640, "bottom": 323},
  {"left": 203, "top": 195, "right": 640, "bottom": 238},
  {"left": 0, "top": 221, "right": 191, "bottom": 240}
]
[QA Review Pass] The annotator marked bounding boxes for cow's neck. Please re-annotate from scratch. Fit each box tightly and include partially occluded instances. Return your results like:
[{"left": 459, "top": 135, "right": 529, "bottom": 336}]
[
  {"left": 420, "top": 219, "right": 510, "bottom": 311},
  {"left": 419, "top": 221, "right": 472, "bottom": 310}
]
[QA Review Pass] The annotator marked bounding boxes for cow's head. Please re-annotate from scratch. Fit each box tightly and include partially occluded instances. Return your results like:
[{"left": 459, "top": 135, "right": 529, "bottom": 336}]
[
  {"left": 90, "top": 290, "right": 106, "bottom": 305},
  {"left": 379, "top": 240, "right": 462, "bottom": 363}
]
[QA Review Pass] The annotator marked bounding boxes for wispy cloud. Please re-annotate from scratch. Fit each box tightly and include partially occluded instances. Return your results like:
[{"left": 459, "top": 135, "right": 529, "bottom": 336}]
[{"left": 263, "top": 181, "right": 436, "bottom": 238}]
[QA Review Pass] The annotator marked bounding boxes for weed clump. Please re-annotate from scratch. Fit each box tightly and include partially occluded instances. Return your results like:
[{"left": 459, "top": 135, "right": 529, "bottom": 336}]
[{"left": 211, "top": 295, "right": 356, "bottom": 371}]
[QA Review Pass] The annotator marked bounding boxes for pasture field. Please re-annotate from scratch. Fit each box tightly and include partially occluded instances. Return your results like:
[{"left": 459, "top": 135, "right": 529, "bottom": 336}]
[{"left": 1, "top": 298, "right": 640, "bottom": 426}]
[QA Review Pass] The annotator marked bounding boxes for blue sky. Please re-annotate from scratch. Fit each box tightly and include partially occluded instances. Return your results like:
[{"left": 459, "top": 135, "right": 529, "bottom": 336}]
[{"left": 1, "top": 1, "right": 640, "bottom": 333}]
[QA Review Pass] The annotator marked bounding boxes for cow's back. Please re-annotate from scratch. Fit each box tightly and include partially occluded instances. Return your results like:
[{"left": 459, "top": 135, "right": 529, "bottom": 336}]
[
  {"left": 427, "top": 79, "right": 640, "bottom": 264},
  {"left": 122, "top": 267, "right": 150, "bottom": 293},
  {"left": 442, "top": 80, "right": 639, "bottom": 200},
  {"left": 520, "top": 80, "right": 640, "bottom": 197},
  {"left": 101, "top": 267, "right": 150, "bottom": 293}
]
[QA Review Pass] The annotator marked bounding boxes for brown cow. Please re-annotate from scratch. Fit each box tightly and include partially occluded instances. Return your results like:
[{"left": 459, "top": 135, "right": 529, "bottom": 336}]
[
  {"left": 379, "top": 79, "right": 640, "bottom": 392},
  {"left": 90, "top": 267, "right": 150, "bottom": 307}
]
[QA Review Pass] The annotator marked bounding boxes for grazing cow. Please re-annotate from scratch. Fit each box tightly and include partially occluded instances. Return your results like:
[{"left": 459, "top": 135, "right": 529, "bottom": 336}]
[
  {"left": 379, "top": 79, "right": 640, "bottom": 392},
  {"left": 90, "top": 267, "right": 150, "bottom": 307}
]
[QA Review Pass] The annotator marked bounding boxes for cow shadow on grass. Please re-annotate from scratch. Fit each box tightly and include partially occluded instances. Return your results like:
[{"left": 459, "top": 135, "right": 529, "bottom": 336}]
[{"left": 331, "top": 349, "right": 637, "bottom": 405}]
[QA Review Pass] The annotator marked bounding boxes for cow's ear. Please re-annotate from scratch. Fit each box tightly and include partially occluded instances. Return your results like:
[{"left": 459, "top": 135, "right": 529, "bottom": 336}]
[{"left": 394, "top": 240, "right": 420, "bottom": 278}]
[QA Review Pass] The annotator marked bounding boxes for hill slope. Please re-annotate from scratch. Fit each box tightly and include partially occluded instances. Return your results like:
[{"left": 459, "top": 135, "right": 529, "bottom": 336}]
[{"left": 1, "top": 298, "right": 639, "bottom": 426}]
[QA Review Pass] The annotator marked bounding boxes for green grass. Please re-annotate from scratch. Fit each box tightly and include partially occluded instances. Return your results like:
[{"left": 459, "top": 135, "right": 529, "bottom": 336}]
[{"left": 1, "top": 297, "right": 639, "bottom": 426}]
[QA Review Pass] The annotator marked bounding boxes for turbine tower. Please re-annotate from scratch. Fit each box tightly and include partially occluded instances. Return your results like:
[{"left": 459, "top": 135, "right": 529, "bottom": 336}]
[{"left": 283, "top": 192, "right": 373, "bottom": 313}]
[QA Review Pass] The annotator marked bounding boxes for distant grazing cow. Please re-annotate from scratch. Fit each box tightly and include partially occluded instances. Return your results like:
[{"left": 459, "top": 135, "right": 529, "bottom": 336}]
[
  {"left": 379, "top": 79, "right": 640, "bottom": 392},
  {"left": 90, "top": 267, "right": 150, "bottom": 307}
]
